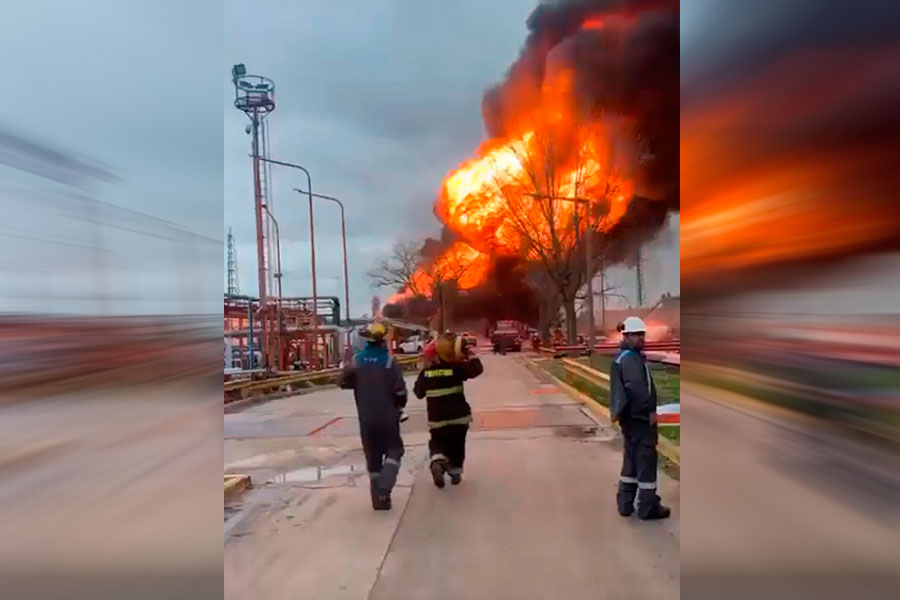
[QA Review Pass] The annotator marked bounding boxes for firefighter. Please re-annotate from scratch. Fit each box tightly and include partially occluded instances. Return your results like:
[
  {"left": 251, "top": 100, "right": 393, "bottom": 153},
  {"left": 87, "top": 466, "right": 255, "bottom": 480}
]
[
  {"left": 413, "top": 332, "right": 483, "bottom": 488},
  {"left": 609, "top": 316, "right": 671, "bottom": 520},
  {"left": 339, "top": 320, "right": 407, "bottom": 510}
]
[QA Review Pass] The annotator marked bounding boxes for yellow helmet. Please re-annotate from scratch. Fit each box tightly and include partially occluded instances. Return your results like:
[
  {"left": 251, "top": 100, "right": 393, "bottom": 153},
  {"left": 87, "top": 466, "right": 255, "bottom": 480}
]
[{"left": 365, "top": 320, "right": 387, "bottom": 340}]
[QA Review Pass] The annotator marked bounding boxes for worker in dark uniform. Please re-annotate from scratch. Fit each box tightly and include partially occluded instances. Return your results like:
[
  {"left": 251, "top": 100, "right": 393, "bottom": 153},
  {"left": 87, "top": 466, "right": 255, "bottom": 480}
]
[
  {"left": 413, "top": 333, "right": 483, "bottom": 488},
  {"left": 339, "top": 321, "right": 407, "bottom": 510},
  {"left": 609, "top": 316, "right": 671, "bottom": 520}
]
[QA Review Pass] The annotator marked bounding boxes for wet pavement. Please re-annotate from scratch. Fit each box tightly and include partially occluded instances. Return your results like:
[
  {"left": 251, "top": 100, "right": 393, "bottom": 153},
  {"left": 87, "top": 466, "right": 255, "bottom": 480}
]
[{"left": 224, "top": 354, "right": 680, "bottom": 599}]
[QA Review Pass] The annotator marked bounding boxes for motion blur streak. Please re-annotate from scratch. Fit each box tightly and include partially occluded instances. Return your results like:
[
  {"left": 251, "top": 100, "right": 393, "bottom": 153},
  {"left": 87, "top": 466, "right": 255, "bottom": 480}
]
[
  {"left": 681, "top": 1, "right": 900, "bottom": 598},
  {"left": 0, "top": 1, "right": 222, "bottom": 598}
]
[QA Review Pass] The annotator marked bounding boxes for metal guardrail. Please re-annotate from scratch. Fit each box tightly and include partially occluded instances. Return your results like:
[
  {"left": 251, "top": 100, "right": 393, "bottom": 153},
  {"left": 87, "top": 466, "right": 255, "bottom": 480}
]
[
  {"left": 224, "top": 355, "right": 420, "bottom": 402},
  {"left": 561, "top": 357, "right": 679, "bottom": 423},
  {"left": 561, "top": 358, "right": 610, "bottom": 388}
]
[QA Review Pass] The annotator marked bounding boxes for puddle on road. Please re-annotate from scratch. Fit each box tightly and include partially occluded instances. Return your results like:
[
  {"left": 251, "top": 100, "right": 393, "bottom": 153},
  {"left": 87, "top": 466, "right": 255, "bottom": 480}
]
[
  {"left": 269, "top": 464, "right": 364, "bottom": 484},
  {"left": 553, "top": 425, "right": 598, "bottom": 439}
]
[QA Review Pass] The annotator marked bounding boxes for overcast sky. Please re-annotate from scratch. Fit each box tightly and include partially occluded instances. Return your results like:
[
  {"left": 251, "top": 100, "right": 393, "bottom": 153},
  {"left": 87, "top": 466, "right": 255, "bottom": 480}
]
[
  {"left": 224, "top": 0, "right": 678, "bottom": 316},
  {"left": 1, "top": 1, "right": 222, "bottom": 315}
]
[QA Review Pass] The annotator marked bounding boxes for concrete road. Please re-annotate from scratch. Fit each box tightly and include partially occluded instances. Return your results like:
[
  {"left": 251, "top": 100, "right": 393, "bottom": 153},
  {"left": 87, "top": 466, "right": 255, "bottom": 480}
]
[
  {"left": 225, "top": 354, "right": 679, "bottom": 600},
  {"left": 680, "top": 383, "right": 900, "bottom": 599}
]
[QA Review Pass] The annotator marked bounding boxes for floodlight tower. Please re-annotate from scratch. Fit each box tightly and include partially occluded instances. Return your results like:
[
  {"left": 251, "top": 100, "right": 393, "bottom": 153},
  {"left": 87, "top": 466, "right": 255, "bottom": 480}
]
[{"left": 232, "top": 63, "right": 275, "bottom": 368}]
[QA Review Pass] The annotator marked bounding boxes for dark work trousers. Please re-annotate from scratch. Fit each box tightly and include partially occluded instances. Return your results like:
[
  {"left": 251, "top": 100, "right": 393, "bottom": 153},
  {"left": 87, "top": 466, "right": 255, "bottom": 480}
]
[
  {"left": 617, "top": 417, "right": 661, "bottom": 517},
  {"left": 360, "top": 422, "right": 404, "bottom": 497},
  {"left": 429, "top": 424, "right": 469, "bottom": 475}
]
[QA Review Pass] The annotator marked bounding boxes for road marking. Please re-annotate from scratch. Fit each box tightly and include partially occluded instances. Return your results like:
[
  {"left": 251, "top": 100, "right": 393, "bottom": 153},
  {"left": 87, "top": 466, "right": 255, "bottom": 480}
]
[
  {"left": 528, "top": 388, "right": 559, "bottom": 395},
  {"left": 306, "top": 416, "right": 343, "bottom": 436}
]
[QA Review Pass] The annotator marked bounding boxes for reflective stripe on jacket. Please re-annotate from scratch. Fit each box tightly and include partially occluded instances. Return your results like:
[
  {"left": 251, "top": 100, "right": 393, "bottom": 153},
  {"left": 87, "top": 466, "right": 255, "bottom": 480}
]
[{"left": 413, "top": 357, "right": 483, "bottom": 430}]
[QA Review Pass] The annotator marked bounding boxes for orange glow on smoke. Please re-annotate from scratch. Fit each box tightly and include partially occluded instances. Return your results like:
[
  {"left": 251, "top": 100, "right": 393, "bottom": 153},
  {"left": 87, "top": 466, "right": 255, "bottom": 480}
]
[{"left": 582, "top": 17, "right": 605, "bottom": 31}]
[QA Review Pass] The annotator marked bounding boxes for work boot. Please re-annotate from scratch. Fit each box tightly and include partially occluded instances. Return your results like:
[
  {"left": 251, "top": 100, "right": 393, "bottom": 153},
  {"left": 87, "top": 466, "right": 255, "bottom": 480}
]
[
  {"left": 639, "top": 504, "right": 671, "bottom": 520},
  {"left": 372, "top": 494, "right": 392, "bottom": 511},
  {"left": 617, "top": 491, "right": 636, "bottom": 517},
  {"left": 430, "top": 458, "right": 447, "bottom": 488},
  {"left": 450, "top": 472, "right": 462, "bottom": 485}
]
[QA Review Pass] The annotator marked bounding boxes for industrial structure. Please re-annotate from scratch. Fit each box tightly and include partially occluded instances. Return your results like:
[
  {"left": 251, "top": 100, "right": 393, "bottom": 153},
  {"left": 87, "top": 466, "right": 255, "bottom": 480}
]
[
  {"left": 224, "top": 293, "right": 344, "bottom": 372},
  {"left": 228, "top": 63, "right": 341, "bottom": 374}
]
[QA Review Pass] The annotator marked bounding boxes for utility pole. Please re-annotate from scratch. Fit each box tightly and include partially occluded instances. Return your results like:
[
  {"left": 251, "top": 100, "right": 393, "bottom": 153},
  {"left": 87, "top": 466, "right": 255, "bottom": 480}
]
[
  {"left": 527, "top": 192, "right": 597, "bottom": 355},
  {"left": 635, "top": 245, "right": 645, "bottom": 307},
  {"left": 584, "top": 200, "right": 594, "bottom": 354},
  {"left": 598, "top": 254, "right": 606, "bottom": 336}
]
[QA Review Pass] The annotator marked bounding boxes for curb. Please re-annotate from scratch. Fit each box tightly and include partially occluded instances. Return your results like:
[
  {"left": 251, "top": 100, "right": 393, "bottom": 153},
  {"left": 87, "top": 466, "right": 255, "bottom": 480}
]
[
  {"left": 522, "top": 355, "right": 610, "bottom": 422},
  {"left": 522, "top": 356, "right": 680, "bottom": 467},
  {"left": 224, "top": 474, "right": 251, "bottom": 501}
]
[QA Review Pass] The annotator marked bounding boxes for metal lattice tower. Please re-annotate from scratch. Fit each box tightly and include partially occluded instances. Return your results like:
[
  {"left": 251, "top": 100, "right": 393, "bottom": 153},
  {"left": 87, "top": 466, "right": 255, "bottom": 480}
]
[{"left": 227, "top": 227, "right": 240, "bottom": 295}]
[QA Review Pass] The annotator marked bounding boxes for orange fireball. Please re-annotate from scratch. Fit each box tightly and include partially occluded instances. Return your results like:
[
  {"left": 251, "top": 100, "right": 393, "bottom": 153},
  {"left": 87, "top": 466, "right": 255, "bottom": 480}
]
[{"left": 404, "top": 66, "right": 634, "bottom": 299}]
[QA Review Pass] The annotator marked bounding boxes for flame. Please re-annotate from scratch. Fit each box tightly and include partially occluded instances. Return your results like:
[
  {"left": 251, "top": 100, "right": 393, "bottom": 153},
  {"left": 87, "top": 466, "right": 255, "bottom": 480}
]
[
  {"left": 432, "top": 241, "right": 492, "bottom": 288},
  {"left": 387, "top": 241, "right": 491, "bottom": 305},
  {"left": 582, "top": 17, "right": 605, "bottom": 31},
  {"left": 397, "top": 67, "right": 635, "bottom": 300},
  {"left": 437, "top": 129, "right": 630, "bottom": 257}
]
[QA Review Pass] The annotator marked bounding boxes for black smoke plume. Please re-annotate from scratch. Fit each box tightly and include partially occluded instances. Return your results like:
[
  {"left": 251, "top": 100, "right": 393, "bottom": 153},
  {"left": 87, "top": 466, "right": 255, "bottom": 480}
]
[
  {"left": 483, "top": 0, "right": 679, "bottom": 206},
  {"left": 392, "top": 1, "right": 679, "bottom": 326}
]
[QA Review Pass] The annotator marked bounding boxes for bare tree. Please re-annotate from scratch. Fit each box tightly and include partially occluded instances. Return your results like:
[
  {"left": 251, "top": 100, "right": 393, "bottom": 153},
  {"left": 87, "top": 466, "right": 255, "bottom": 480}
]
[
  {"left": 422, "top": 243, "right": 484, "bottom": 331},
  {"left": 367, "top": 240, "right": 427, "bottom": 297},
  {"left": 486, "top": 121, "right": 625, "bottom": 343},
  {"left": 527, "top": 267, "right": 562, "bottom": 342}
]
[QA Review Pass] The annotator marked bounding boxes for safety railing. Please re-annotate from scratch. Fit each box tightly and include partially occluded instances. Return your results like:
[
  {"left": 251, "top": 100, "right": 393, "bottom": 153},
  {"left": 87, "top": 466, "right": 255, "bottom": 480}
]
[{"left": 224, "top": 355, "right": 420, "bottom": 403}]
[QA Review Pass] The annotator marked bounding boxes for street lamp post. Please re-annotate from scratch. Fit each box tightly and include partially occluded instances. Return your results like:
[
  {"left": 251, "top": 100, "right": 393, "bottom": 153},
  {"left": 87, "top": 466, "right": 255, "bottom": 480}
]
[
  {"left": 254, "top": 156, "right": 320, "bottom": 369},
  {"left": 263, "top": 206, "right": 284, "bottom": 370},
  {"left": 293, "top": 189, "right": 350, "bottom": 340}
]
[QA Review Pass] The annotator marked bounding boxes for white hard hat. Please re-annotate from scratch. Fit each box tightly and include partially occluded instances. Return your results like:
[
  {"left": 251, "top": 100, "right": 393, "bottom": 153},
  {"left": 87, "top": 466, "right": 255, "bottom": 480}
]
[{"left": 622, "top": 316, "right": 647, "bottom": 334}]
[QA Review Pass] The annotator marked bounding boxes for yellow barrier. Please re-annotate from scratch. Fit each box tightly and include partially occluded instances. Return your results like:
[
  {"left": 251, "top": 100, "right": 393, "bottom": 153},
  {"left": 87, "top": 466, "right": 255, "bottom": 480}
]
[
  {"left": 561, "top": 358, "right": 610, "bottom": 387},
  {"left": 224, "top": 355, "right": 420, "bottom": 400}
]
